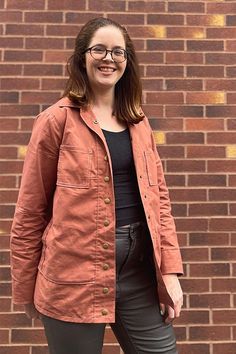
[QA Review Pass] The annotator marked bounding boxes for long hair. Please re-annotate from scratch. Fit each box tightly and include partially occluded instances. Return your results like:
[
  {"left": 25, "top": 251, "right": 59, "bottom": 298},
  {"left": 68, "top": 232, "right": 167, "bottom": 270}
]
[{"left": 63, "top": 17, "right": 144, "bottom": 123}]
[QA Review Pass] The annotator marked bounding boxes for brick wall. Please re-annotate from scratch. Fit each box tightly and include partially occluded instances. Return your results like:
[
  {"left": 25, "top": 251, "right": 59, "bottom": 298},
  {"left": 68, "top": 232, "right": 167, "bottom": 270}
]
[{"left": 0, "top": 1, "right": 236, "bottom": 353}]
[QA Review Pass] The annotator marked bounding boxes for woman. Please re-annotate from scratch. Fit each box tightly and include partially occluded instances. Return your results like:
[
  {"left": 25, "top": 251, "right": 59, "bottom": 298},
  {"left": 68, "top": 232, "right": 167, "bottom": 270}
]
[{"left": 11, "top": 17, "right": 183, "bottom": 354}]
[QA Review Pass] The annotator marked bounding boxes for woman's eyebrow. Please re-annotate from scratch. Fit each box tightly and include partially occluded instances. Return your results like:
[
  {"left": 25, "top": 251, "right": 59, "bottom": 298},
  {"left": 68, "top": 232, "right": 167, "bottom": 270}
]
[{"left": 92, "top": 43, "right": 125, "bottom": 49}]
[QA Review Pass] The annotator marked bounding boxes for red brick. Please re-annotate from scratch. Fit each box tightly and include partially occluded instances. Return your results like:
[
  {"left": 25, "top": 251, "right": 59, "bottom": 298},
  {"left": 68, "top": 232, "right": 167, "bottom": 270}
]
[
  {"left": 0, "top": 10, "right": 22, "bottom": 22},
  {"left": 174, "top": 326, "right": 186, "bottom": 341},
  {"left": 0, "top": 283, "right": 12, "bottom": 296},
  {"left": 0, "top": 267, "right": 11, "bottom": 281},
  {"left": 146, "top": 92, "right": 183, "bottom": 104},
  {"left": 0, "top": 205, "right": 15, "bottom": 218},
  {"left": 102, "top": 346, "right": 120, "bottom": 354},
  {"left": 0, "top": 236, "right": 10, "bottom": 249},
  {"left": 104, "top": 327, "right": 117, "bottom": 343},
  {"left": 158, "top": 146, "right": 184, "bottom": 158},
  {"left": 175, "top": 218, "right": 208, "bottom": 232},
  {"left": 0, "top": 37, "right": 23, "bottom": 48},
  {"left": 65, "top": 12, "right": 101, "bottom": 24},
  {"left": 190, "top": 294, "right": 230, "bottom": 308},
  {"left": 0, "top": 190, "right": 19, "bottom": 203},
  {"left": 166, "top": 52, "right": 203, "bottom": 64},
  {"left": 213, "top": 279, "right": 236, "bottom": 292},
  {"left": 213, "top": 343, "right": 236, "bottom": 354},
  {"left": 226, "top": 40, "right": 236, "bottom": 52},
  {"left": 150, "top": 118, "right": 183, "bottom": 131},
  {"left": 89, "top": 0, "right": 125, "bottom": 11},
  {"left": 25, "top": 37, "right": 64, "bottom": 50},
  {"left": 24, "top": 64, "right": 63, "bottom": 76},
  {"left": 0, "top": 313, "right": 31, "bottom": 328},
  {"left": 206, "top": 53, "right": 236, "bottom": 65},
  {"left": 0, "top": 347, "right": 30, "bottom": 354},
  {"left": 0, "top": 92, "right": 19, "bottom": 104},
  {"left": 168, "top": 2, "right": 205, "bottom": 13},
  {"left": 227, "top": 118, "right": 236, "bottom": 130},
  {"left": 190, "top": 263, "right": 230, "bottom": 277},
  {"left": 210, "top": 218, "right": 236, "bottom": 232},
  {"left": 147, "top": 40, "right": 184, "bottom": 51},
  {"left": 48, "top": 0, "right": 85, "bottom": 10},
  {"left": 172, "top": 204, "right": 187, "bottom": 217},
  {"left": 226, "top": 15, "right": 236, "bottom": 26},
  {"left": 32, "top": 347, "right": 49, "bottom": 354},
  {"left": 0, "top": 175, "right": 16, "bottom": 187},
  {"left": 207, "top": 28, "right": 236, "bottom": 39},
  {"left": 187, "top": 146, "right": 225, "bottom": 158},
  {"left": 6, "top": 24, "right": 44, "bottom": 36},
  {"left": 187, "top": 40, "right": 223, "bottom": 51},
  {"left": 169, "top": 189, "right": 207, "bottom": 202},
  {"left": 0, "top": 329, "right": 9, "bottom": 343},
  {"left": 167, "top": 27, "right": 204, "bottom": 39},
  {"left": 128, "top": 2, "right": 165, "bottom": 12},
  {"left": 12, "top": 329, "right": 46, "bottom": 344},
  {"left": 187, "top": 14, "right": 221, "bottom": 26},
  {"left": 226, "top": 67, "right": 236, "bottom": 78},
  {"left": 45, "top": 50, "right": 71, "bottom": 63},
  {"left": 189, "top": 203, "right": 227, "bottom": 217},
  {"left": 1, "top": 105, "right": 39, "bottom": 117},
  {"left": 0, "top": 118, "right": 19, "bottom": 130},
  {"left": 206, "top": 106, "right": 236, "bottom": 117},
  {"left": 188, "top": 175, "right": 226, "bottom": 187},
  {"left": 42, "top": 78, "right": 67, "bottom": 90},
  {"left": 187, "top": 66, "right": 224, "bottom": 78},
  {"left": 108, "top": 13, "right": 144, "bottom": 25},
  {"left": 166, "top": 105, "right": 203, "bottom": 118},
  {"left": 146, "top": 66, "right": 184, "bottom": 78},
  {"left": 229, "top": 203, "right": 236, "bottom": 215},
  {"left": 0, "top": 64, "right": 22, "bottom": 75},
  {"left": 25, "top": 11, "right": 63, "bottom": 23},
  {"left": 166, "top": 132, "right": 204, "bottom": 144},
  {"left": 186, "top": 118, "right": 224, "bottom": 131},
  {"left": 141, "top": 79, "right": 163, "bottom": 92},
  {"left": 190, "top": 325, "right": 230, "bottom": 341},
  {"left": 189, "top": 233, "right": 229, "bottom": 246},
  {"left": 209, "top": 189, "right": 236, "bottom": 201},
  {"left": 137, "top": 52, "right": 163, "bottom": 64},
  {"left": 181, "top": 278, "right": 209, "bottom": 293},
  {"left": 166, "top": 79, "right": 202, "bottom": 91},
  {"left": 181, "top": 248, "right": 208, "bottom": 262},
  {"left": 213, "top": 310, "right": 236, "bottom": 324},
  {"left": 4, "top": 50, "right": 42, "bottom": 62},
  {"left": 165, "top": 175, "right": 186, "bottom": 187},
  {"left": 167, "top": 160, "right": 205, "bottom": 173},
  {"left": 207, "top": 80, "right": 236, "bottom": 91},
  {"left": 207, "top": 3, "right": 236, "bottom": 14},
  {"left": 208, "top": 133, "right": 236, "bottom": 144},
  {"left": 212, "top": 248, "right": 236, "bottom": 261},
  {"left": 1, "top": 78, "right": 39, "bottom": 90},
  {"left": 46, "top": 25, "right": 82, "bottom": 37},
  {"left": 148, "top": 14, "right": 184, "bottom": 25},
  {"left": 7, "top": 0, "right": 45, "bottom": 9},
  {"left": 21, "top": 92, "right": 60, "bottom": 105},
  {"left": 178, "top": 343, "right": 209, "bottom": 354},
  {"left": 175, "top": 310, "right": 209, "bottom": 325},
  {"left": 229, "top": 175, "right": 236, "bottom": 187}
]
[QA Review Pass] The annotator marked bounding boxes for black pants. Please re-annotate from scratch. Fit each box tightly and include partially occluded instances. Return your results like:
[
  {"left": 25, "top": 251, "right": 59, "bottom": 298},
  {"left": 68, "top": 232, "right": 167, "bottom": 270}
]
[{"left": 41, "top": 221, "right": 178, "bottom": 354}]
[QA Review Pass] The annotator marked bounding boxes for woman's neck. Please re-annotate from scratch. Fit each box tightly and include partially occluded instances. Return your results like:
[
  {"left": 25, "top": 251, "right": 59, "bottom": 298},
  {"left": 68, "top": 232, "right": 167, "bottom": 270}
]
[{"left": 91, "top": 87, "right": 114, "bottom": 112}]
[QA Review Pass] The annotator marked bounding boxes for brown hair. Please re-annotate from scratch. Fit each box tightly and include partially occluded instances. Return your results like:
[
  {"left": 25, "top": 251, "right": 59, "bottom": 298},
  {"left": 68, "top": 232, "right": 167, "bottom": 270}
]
[{"left": 63, "top": 17, "right": 144, "bottom": 123}]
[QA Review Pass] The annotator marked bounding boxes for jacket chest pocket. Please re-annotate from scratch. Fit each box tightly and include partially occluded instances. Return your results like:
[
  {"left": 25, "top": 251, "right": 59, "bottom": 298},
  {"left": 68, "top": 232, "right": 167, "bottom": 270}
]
[
  {"left": 144, "top": 150, "right": 158, "bottom": 186},
  {"left": 57, "top": 146, "right": 93, "bottom": 188}
]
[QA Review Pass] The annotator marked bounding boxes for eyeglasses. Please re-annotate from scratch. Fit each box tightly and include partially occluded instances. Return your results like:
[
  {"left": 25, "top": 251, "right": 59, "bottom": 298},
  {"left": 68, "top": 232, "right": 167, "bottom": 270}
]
[{"left": 84, "top": 45, "right": 127, "bottom": 63}]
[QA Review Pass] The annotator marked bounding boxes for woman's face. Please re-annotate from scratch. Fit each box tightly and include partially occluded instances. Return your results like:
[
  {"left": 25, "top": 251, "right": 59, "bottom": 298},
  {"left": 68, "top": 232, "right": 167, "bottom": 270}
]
[{"left": 85, "top": 25, "right": 127, "bottom": 93}]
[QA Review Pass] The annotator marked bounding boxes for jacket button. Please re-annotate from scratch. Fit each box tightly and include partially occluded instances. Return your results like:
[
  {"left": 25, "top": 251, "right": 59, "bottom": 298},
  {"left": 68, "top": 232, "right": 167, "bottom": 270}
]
[
  {"left": 101, "top": 309, "right": 108, "bottom": 316},
  {"left": 102, "top": 243, "right": 109, "bottom": 249},
  {"left": 104, "top": 197, "right": 111, "bottom": 204},
  {"left": 104, "top": 155, "right": 108, "bottom": 161},
  {"left": 104, "top": 176, "right": 110, "bottom": 182},
  {"left": 104, "top": 220, "right": 110, "bottom": 227},
  {"left": 103, "top": 263, "right": 109, "bottom": 270},
  {"left": 103, "top": 287, "right": 109, "bottom": 294}
]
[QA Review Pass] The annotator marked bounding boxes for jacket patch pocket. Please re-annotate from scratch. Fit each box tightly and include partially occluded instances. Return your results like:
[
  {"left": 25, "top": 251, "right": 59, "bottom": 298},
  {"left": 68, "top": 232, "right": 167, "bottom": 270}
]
[
  {"left": 144, "top": 150, "right": 158, "bottom": 186},
  {"left": 57, "top": 146, "right": 93, "bottom": 188}
]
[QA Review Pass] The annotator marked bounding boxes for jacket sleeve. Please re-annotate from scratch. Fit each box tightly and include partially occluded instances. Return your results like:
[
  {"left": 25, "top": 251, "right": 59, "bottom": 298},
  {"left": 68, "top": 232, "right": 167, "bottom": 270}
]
[
  {"left": 149, "top": 126, "right": 183, "bottom": 276},
  {"left": 10, "top": 109, "right": 66, "bottom": 304}
]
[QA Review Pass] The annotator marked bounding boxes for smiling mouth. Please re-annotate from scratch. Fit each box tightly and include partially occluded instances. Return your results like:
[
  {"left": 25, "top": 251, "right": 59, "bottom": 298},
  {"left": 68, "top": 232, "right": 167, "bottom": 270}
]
[{"left": 98, "top": 67, "right": 116, "bottom": 73}]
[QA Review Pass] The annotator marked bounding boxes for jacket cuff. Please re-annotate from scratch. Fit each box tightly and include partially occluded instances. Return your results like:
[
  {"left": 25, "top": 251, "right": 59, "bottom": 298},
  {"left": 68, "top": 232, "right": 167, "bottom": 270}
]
[
  {"left": 12, "top": 279, "right": 35, "bottom": 304},
  {"left": 160, "top": 249, "right": 184, "bottom": 275}
]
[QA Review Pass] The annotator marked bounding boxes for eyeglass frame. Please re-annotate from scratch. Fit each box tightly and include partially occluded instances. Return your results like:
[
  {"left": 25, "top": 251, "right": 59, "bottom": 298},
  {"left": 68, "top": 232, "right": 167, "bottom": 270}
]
[{"left": 83, "top": 45, "right": 128, "bottom": 63}]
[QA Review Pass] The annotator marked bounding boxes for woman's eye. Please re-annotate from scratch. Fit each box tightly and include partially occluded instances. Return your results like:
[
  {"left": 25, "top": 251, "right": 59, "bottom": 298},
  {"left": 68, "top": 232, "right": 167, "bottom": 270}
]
[
  {"left": 113, "top": 49, "right": 123, "bottom": 56},
  {"left": 92, "top": 47, "right": 105, "bottom": 53}
]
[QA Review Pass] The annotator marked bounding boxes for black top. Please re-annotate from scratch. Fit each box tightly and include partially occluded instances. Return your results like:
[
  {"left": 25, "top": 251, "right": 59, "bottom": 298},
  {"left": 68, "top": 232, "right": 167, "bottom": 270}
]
[{"left": 102, "top": 128, "right": 146, "bottom": 227}]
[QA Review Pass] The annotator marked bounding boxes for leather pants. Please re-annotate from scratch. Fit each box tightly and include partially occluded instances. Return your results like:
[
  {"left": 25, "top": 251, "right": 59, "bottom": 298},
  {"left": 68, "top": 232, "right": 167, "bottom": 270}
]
[{"left": 41, "top": 221, "right": 178, "bottom": 354}]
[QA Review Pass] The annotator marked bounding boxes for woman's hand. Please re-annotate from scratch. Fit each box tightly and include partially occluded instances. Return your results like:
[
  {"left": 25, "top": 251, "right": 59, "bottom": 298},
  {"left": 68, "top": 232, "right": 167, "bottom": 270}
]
[
  {"left": 160, "top": 274, "right": 183, "bottom": 324},
  {"left": 24, "top": 303, "right": 42, "bottom": 320}
]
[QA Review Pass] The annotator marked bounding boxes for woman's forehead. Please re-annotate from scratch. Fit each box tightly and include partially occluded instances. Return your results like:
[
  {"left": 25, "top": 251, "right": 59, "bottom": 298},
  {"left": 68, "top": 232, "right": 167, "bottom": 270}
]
[{"left": 89, "top": 26, "right": 126, "bottom": 47}]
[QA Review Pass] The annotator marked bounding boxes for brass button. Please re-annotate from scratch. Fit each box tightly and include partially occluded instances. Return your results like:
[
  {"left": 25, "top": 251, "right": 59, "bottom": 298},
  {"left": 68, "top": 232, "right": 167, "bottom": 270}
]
[
  {"left": 104, "top": 219, "right": 110, "bottom": 227},
  {"left": 93, "top": 119, "right": 99, "bottom": 124},
  {"left": 103, "top": 287, "right": 109, "bottom": 294},
  {"left": 104, "top": 197, "right": 111, "bottom": 204},
  {"left": 102, "top": 243, "right": 109, "bottom": 249},
  {"left": 104, "top": 155, "right": 108, "bottom": 161},
  {"left": 101, "top": 309, "right": 108, "bottom": 316},
  {"left": 104, "top": 176, "right": 110, "bottom": 182},
  {"left": 103, "top": 263, "right": 109, "bottom": 270}
]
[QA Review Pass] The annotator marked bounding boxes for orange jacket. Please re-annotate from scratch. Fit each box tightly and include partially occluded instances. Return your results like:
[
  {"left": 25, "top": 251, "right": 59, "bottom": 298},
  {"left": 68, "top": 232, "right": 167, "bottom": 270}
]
[{"left": 11, "top": 97, "right": 183, "bottom": 323}]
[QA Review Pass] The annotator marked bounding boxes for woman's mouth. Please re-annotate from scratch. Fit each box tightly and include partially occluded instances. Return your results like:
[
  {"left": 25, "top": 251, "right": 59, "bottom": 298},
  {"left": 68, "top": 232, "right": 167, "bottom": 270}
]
[{"left": 98, "top": 66, "right": 116, "bottom": 73}]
